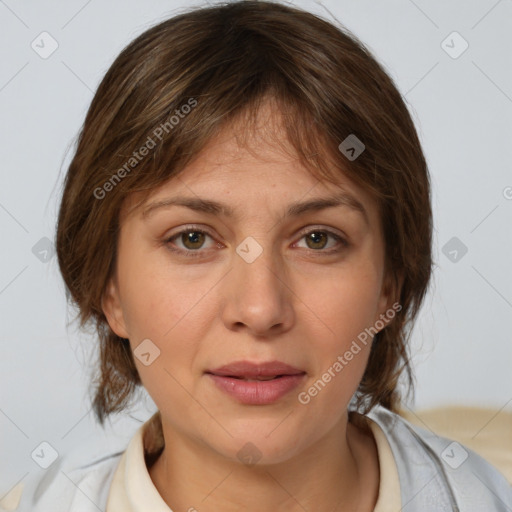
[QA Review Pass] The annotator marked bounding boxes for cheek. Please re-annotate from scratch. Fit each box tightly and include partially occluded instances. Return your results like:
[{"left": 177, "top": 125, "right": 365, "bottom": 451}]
[
  {"left": 303, "top": 263, "right": 382, "bottom": 346},
  {"left": 294, "top": 259, "right": 383, "bottom": 408},
  {"left": 296, "top": 273, "right": 379, "bottom": 416},
  {"left": 117, "top": 245, "right": 211, "bottom": 340},
  {"left": 119, "top": 264, "right": 206, "bottom": 406},
  {"left": 117, "top": 254, "right": 219, "bottom": 398}
]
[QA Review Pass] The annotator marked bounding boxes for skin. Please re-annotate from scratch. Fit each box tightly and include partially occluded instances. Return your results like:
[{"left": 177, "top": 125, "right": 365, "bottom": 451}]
[{"left": 102, "top": 102, "right": 398, "bottom": 512}]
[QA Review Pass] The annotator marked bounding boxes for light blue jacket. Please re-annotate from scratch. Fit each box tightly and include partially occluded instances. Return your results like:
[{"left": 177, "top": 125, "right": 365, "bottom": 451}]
[
  {"left": 366, "top": 406, "right": 512, "bottom": 511},
  {"left": 8, "top": 405, "right": 512, "bottom": 511}
]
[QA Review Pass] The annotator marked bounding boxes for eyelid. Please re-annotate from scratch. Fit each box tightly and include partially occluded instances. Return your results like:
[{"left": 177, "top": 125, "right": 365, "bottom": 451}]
[
  {"left": 163, "top": 224, "right": 220, "bottom": 253},
  {"left": 295, "top": 224, "right": 347, "bottom": 241},
  {"left": 163, "top": 224, "right": 349, "bottom": 257},
  {"left": 164, "top": 224, "right": 347, "bottom": 241},
  {"left": 165, "top": 224, "right": 216, "bottom": 239},
  {"left": 292, "top": 226, "right": 349, "bottom": 253}
]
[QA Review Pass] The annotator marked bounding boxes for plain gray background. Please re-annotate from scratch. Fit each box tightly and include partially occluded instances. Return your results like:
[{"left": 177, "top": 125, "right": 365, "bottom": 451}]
[{"left": 1, "top": 0, "right": 511, "bottom": 498}]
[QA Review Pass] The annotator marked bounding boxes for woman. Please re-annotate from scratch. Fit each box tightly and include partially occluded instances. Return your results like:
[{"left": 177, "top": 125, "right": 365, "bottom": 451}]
[{"left": 10, "top": 1, "right": 511, "bottom": 510}]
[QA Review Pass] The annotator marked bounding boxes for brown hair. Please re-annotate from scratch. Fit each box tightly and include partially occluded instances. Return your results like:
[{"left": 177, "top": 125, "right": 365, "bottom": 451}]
[{"left": 56, "top": 0, "right": 433, "bottom": 426}]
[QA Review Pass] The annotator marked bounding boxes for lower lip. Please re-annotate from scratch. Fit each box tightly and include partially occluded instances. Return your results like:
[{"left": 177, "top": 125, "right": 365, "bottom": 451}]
[{"left": 207, "top": 373, "right": 306, "bottom": 405}]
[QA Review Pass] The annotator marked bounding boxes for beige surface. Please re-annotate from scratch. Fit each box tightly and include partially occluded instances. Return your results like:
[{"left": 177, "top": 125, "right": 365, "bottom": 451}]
[
  {"left": 0, "top": 484, "right": 22, "bottom": 511},
  {"left": 399, "top": 406, "right": 512, "bottom": 484}
]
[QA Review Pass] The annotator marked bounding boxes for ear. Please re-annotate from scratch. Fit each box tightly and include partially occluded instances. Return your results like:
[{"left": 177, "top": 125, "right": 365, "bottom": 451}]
[
  {"left": 375, "top": 270, "right": 403, "bottom": 331},
  {"left": 101, "top": 277, "right": 129, "bottom": 339}
]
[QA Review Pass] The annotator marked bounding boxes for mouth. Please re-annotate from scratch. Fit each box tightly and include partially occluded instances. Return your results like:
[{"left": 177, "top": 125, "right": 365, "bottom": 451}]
[
  {"left": 206, "top": 360, "right": 306, "bottom": 380},
  {"left": 211, "top": 375, "right": 297, "bottom": 381},
  {"left": 205, "top": 360, "right": 306, "bottom": 404}
]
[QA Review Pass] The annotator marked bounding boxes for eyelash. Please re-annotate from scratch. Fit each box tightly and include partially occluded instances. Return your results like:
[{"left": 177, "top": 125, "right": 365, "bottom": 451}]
[{"left": 162, "top": 225, "right": 349, "bottom": 259}]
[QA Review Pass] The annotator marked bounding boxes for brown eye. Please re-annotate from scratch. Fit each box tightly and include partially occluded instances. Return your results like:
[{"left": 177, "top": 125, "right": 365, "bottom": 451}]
[
  {"left": 305, "top": 231, "right": 329, "bottom": 250},
  {"left": 295, "top": 229, "right": 348, "bottom": 253},
  {"left": 180, "top": 230, "right": 206, "bottom": 250},
  {"left": 164, "top": 226, "right": 218, "bottom": 258}
]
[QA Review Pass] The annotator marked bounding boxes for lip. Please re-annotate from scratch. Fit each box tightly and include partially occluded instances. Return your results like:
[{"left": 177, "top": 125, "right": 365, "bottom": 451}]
[
  {"left": 207, "top": 360, "right": 305, "bottom": 378},
  {"left": 206, "top": 360, "right": 306, "bottom": 405}
]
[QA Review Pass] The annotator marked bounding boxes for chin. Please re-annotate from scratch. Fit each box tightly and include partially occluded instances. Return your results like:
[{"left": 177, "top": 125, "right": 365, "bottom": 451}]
[{"left": 210, "top": 428, "right": 305, "bottom": 467}]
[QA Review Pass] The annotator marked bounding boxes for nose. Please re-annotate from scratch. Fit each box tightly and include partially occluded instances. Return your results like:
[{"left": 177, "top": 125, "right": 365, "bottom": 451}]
[{"left": 220, "top": 240, "right": 295, "bottom": 337}]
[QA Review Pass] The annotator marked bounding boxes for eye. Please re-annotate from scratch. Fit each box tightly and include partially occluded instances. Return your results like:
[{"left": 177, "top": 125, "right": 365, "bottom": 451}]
[
  {"left": 164, "top": 226, "right": 219, "bottom": 258},
  {"left": 294, "top": 228, "right": 349, "bottom": 254},
  {"left": 163, "top": 225, "right": 349, "bottom": 259}
]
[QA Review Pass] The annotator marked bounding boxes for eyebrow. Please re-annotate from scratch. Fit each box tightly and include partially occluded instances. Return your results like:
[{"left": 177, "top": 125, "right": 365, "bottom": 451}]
[{"left": 141, "top": 192, "right": 369, "bottom": 225}]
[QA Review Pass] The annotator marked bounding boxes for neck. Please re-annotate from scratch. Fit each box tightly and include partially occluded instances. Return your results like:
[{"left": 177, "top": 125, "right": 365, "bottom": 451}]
[{"left": 148, "top": 413, "right": 379, "bottom": 512}]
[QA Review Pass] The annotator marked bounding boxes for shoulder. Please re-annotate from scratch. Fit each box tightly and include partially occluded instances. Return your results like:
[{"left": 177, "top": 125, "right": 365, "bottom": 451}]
[
  {"left": 5, "top": 450, "right": 123, "bottom": 512},
  {"left": 365, "top": 405, "right": 512, "bottom": 511}
]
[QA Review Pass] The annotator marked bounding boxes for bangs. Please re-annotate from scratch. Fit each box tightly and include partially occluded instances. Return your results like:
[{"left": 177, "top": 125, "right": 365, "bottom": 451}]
[{"left": 120, "top": 90, "right": 352, "bottom": 218}]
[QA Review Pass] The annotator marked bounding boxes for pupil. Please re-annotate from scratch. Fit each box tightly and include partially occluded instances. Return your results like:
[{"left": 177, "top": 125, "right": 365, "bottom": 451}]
[
  {"left": 308, "top": 232, "right": 326, "bottom": 249},
  {"left": 184, "top": 231, "right": 204, "bottom": 249}
]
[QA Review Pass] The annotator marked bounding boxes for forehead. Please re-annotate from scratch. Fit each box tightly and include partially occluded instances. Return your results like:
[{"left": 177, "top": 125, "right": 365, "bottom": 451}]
[{"left": 121, "top": 101, "right": 378, "bottom": 225}]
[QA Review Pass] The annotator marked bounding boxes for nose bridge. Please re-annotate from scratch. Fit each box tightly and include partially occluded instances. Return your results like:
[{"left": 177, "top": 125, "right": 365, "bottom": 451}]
[
  {"left": 222, "top": 235, "right": 293, "bottom": 334},
  {"left": 235, "top": 235, "right": 285, "bottom": 302}
]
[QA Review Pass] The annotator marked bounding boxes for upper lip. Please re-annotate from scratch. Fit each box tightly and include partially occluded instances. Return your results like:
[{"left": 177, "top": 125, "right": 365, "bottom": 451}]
[{"left": 207, "top": 360, "right": 305, "bottom": 378}]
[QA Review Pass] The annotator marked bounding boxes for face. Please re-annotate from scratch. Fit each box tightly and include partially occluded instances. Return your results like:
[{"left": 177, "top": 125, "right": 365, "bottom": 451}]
[{"left": 102, "top": 106, "right": 396, "bottom": 466}]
